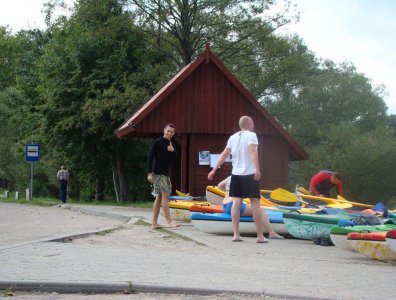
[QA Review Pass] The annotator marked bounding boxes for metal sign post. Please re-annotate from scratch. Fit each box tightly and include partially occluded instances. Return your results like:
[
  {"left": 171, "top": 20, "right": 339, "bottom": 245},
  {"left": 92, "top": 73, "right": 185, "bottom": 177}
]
[{"left": 25, "top": 144, "right": 40, "bottom": 201}]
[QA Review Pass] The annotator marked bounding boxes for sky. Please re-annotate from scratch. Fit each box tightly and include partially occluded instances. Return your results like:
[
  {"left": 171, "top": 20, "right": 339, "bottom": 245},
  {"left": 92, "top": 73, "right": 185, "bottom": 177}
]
[
  {"left": 1, "top": 0, "right": 396, "bottom": 114},
  {"left": 279, "top": 0, "right": 396, "bottom": 114}
]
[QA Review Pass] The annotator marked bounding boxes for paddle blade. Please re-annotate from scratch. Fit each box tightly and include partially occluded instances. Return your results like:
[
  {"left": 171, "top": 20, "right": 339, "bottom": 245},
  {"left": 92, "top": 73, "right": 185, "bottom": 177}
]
[
  {"left": 326, "top": 202, "right": 353, "bottom": 209},
  {"left": 337, "top": 195, "right": 349, "bottom": 203},
  {"left": 270, "top": 188, "right": 299, "bottom": 203},
  {"left": 296, "top": 186, "right": 310, "bottom": 195}
]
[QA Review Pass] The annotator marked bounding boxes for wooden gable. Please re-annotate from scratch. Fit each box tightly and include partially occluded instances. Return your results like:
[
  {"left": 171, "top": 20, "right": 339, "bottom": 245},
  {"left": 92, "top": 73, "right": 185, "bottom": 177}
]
[{"left": 115, "top": 45, "right": 308, "bottom": 195}]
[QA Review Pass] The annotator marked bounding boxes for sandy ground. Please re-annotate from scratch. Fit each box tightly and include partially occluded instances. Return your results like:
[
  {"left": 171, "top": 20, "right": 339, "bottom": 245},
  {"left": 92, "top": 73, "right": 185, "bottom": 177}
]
[{"left": 0, "top": 203, "right": 124, "bottom": 246}]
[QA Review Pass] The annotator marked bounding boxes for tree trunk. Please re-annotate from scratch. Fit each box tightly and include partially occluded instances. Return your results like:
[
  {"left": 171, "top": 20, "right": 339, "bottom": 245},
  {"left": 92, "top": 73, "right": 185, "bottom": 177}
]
[
  {"left": 115, "top": 151, "right": 129, "bottom": 202},
  {"left": 95, "top": 178, "right": 104, "bottom": 201},
  {"left": 112, "top": 166, "right": 120, "bottom": 203}
]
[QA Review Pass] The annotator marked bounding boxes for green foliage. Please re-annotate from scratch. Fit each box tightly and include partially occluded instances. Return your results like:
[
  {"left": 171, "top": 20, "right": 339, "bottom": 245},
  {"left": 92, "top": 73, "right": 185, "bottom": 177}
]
[
  {"left": 334, "top": 127, "right": 396, "bottom": 205},
  {"left": 290, "top": 123, "right": 396, "bottom": 207},
  {"left": 37, "top": 0, "right": 170, "bottom": 201},
  {"left": 268, "top": 61, "right": 388, "bottom": 146},
  {"left": 129, "top": 0, "right": 297, "bottom": 67},
  {"left": 1, "top": 0, "right": 395, "bottom": 207},
  {"left": 0, "top": 28, "right": 52, "bottom": 194}
]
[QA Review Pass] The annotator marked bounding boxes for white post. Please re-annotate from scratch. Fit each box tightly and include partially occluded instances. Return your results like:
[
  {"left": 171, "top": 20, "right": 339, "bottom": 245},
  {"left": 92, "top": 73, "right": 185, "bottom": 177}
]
[{"left": 15, "top": 191, "right": 19, "bottom": 200}]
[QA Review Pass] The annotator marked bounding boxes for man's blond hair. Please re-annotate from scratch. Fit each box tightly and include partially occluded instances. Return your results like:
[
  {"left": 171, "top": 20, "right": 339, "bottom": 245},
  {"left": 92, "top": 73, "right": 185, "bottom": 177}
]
[{"left": 239, "top": 116, "right": 252, "bottom": 130}]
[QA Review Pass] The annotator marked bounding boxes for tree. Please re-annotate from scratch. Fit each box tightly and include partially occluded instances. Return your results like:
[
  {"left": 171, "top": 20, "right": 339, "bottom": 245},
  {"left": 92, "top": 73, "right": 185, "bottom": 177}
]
[
  {"left": 129, "top": 0, "right": 297, "bottom": 67},
  {"left": 0, "top": 27, "right": 55, "bottom": 195},
  {"left": 268, "top": 61, "right": 388, "bottom": 147},
  {"left": 38, "top": 0, "right": 171, "bottom": 201}
]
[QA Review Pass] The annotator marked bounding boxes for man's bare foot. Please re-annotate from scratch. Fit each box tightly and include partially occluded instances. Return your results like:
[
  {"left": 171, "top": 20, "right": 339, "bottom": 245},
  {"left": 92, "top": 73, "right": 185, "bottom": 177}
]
[
  {"left": 232, "top": 235, "right": 243, "bottom": 242},
  {"left": 257, "top": 238, "right": 269, "bottom": 243},
  {"left": 268, "top": 233, "right": 285, "bottom": 239},
  {"left": 165, "top": 222, "right": 180, "bottom": 228},
  {"left": 152, "top": 224, "right": 164, "bottom": 229}
]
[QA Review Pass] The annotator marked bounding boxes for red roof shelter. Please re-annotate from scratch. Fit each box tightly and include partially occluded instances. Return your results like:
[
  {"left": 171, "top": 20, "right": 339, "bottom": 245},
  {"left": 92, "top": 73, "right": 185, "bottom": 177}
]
[{"left": 115, "top": 45, "right": 308, "bottom": 196}]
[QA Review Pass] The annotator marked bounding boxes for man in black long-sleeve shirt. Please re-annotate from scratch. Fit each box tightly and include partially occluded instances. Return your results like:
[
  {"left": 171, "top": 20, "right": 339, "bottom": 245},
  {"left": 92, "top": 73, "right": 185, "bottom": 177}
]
[{"left": 147, "top": 123, "right": 179, "bottom": 229}]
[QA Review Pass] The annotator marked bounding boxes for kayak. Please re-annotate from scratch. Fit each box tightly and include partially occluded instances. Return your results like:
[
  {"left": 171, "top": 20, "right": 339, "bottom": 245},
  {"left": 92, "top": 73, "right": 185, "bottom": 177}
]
[
  {"left": 206, "top": 186, "right": 318, "bottom": 214},
  {"left": 282, "top": 212, "right": 355, "bottom": 240},
  {"left": 330, "top": 224, "right": 396, "bottom": 252},
  {"left": 348, "top": 232, "right": 396, "bottom": 262},
  {"left": 168, "top": 200, "right": 207, "bottom": 209},
  {"left": 386, "top": 229, "right": 396, "bottom": 253},
  {"left": 205, "top": 186, "right": 225, "bottom": 206},
  {"left": 191, "top": 209, "right": 288, "bottom": 235},
  {"left": 167, "top": 200, "right": 208, "bottom": 222},
  {"left": 189, "top": 203, "right": 223, "bottom": 213},
  {"left": 263, "top": 188, "right": 355, "bottom": 210},
  {"left": 296, "top": 186, "right": 374, "bottom": 211},
  {"left": 264, "top": 189, "right": 340, "bottom": 207},
  {"left": 206, "top": 186, "right": 276, "bottom": 206}
]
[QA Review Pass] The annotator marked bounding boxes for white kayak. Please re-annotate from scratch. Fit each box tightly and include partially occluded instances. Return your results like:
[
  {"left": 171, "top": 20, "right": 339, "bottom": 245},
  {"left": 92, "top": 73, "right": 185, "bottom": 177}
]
[{"left": 191, "top": 210, "right": 288, "bottom": 236}]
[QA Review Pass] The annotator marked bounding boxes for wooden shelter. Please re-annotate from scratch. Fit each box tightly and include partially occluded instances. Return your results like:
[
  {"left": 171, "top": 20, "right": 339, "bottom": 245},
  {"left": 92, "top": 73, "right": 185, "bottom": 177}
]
[{"left": 115, "top": 45, "right": 309, "bottom": 196}]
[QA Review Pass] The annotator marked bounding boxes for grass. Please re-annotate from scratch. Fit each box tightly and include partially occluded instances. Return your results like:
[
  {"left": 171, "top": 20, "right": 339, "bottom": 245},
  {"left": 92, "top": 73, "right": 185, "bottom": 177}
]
[
  {"left": 133, "top": 218, "right": 206, "bottom": 246},
  {"left": 159, "top": 229, "right": 206, "bottom": 246},
  {"left": 67, "top": 199, "right": 153, "bottom": 208},
  {"left": 134, "top": 218, "right": 151, "bottom": 226},
  {"left": 2, "top": 287, "right": 15, "bottom": 297},
  {"left": 95, "top": 229, "right": 116, "bottom": 236},
  {"left": 0, "top": 196, "right": 61, "bottom": 206},
  {"left": 0, "top": 193, "right": 153, "bottom": 208}
]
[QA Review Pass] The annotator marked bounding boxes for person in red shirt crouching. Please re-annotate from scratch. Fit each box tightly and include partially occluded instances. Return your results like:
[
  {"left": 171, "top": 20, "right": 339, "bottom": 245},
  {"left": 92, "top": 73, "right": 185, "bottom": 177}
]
[{"left": 310, "top": 170, "right": 342, "bottom": 198}]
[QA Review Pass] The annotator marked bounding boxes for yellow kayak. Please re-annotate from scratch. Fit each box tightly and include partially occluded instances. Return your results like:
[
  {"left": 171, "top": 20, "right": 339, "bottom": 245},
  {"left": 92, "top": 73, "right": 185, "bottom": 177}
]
[
  {"left": 168, "top": 200, "right": 207, "bottom": 210},
  {"left": 296, "top": 186, "right": 374, "bottom": 210},
  {"left": 206, "top": 186, "right": 317, "bottom": 214}
]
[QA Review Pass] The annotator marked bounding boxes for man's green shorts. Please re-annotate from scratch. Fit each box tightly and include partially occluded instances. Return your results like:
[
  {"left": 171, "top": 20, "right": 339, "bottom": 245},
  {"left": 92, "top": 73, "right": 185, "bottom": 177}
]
[{"left": 153, "top": 174, "right": 172, "bottom": 194}]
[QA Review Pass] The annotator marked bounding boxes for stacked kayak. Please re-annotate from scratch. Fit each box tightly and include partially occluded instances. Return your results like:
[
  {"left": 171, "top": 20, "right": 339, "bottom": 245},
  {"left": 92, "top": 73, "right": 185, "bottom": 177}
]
[
  {"left": 267, "top": 189, "right": 341, "bottom": 207},
  {"left": 348, "top": 232, "right": 396, "bottom": 262},
  {"left": 330, "top": 224, "right": 396, "bottom": 252},
  {"left": 295, "top": 185, "right": 376, "bottom": 211},
  {"left": 207, "top": 186, "right": 277, "bottom": 207},
  {"left": 386, "top": 230, "right": 396, "bottom": 252},
  {"left": 189, "top": 203, "right": 223, "bottom": 213},
  {"left": 206, "top": 186, "right": 318, "bottom": 214},
  {"left": 167, "top": 200, "right": 211, "bottom": 222},
  {"left": 282, "top": 211, "right": 355, "bottom": 240},
  {"left": 191, "top": 209, "right": 287, "bottom": 235}
]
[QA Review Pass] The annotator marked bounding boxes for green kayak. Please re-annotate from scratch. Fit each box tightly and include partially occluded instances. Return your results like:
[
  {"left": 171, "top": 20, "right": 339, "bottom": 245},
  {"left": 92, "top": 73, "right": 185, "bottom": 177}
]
[
  {"left": 283, "top": 212, "right": 354, "bottom": 241},
  {"left": 330, "top": 223, "right": 396, "bottom": 252}
]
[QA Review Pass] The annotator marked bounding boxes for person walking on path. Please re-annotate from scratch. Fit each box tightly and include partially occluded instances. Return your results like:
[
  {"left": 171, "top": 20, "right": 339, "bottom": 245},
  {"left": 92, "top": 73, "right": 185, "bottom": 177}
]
[
  {"left": 57, "top": 166, "right": 69, "bottom": 203},
  {"left": 217, "top": 176, "right": 284, "bottom": 240},
  {"left": 208, "top": 116, "right": 267, "bottom": 243},
  {"left": 147, "top": 123, "right": 180, "bottom": 229},
  {"left": 310, "top": 170, "right": 342, "bottom": 198}
]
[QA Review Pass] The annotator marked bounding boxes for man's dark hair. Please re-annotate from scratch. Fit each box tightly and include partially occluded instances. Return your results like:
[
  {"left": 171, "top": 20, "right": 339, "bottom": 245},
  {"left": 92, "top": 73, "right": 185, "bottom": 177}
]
[
  {"left": 164, "top": 123, "right": 175, "bottom": 129},
  {"left": 333, "top": 172, "right": 341, "bottom": 180}
]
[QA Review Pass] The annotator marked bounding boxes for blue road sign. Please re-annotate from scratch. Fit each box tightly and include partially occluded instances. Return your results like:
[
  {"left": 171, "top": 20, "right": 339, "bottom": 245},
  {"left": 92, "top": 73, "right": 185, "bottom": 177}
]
[{"left": 26, "top": 144, "right": 40, "bottom": 162}]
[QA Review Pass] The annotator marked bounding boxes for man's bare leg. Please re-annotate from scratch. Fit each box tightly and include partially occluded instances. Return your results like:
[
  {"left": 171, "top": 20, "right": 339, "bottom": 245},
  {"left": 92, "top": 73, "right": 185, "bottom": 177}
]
[
  {"left": 161, "top": 191, "right": 180, "bottom": 227},
  {"left": 241, "top": 205, "right": 283, "bottom": 238},
  {"left": 152, "top": 194, "right": 163, "bottom": 229},
  {"left": 231, "top": 198, "right": 242, "bottom": 241},
  {"left": 261, "top": 209, "right": 283, "bottom": 238},
  {"left": 251, "top": 198, "right": 266, "bottom": 243}
]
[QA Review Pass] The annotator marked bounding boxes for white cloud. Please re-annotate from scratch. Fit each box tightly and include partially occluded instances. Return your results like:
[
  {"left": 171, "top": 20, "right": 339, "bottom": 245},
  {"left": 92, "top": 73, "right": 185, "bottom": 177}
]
[
  {"left": 283, "top": 0, "right": 396, "bottom": 114},
  {"left": 0, "top": 0, "right": 47, "bottom": 31}
]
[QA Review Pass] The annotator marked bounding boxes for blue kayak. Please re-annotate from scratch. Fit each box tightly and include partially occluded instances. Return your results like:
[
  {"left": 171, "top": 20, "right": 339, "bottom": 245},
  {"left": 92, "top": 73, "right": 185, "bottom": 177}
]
[{"left": 191, "top": 210, "right": 287, "bottom": 235}]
